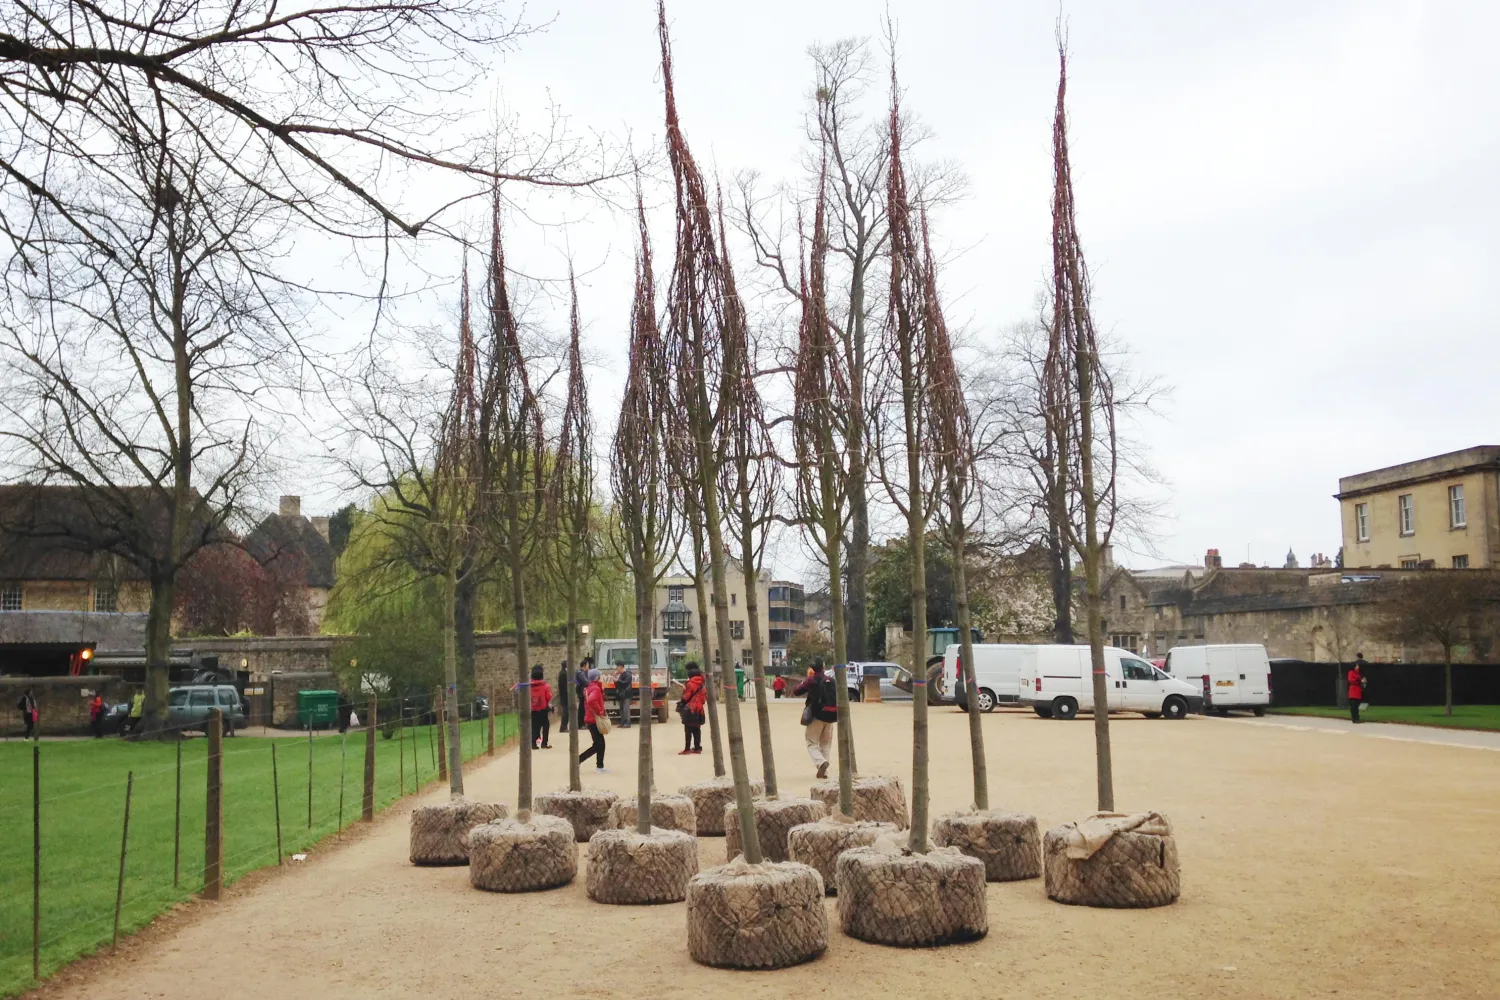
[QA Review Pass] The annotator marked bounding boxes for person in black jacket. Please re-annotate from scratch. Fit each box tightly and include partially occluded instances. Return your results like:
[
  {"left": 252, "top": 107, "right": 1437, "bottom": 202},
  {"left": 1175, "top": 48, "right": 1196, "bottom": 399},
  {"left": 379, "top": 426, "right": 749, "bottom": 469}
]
[
  {"left": 556, "top": 661, "right": 572, "bottom": 733},
  {"left": 792, "top": 659, "right": 839, "bottom": 779}
]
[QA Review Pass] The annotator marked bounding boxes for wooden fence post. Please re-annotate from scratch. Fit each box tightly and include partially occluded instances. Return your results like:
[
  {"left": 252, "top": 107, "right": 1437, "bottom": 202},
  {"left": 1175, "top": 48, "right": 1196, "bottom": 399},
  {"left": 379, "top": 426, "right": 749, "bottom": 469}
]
[
  {"left": 204, "top": 709, "right": 223, "bottom": 900},
  {"left": 271, "top": 743, "right": 284, "bottom": 865},
  {"left": 173, "top": 739, "right": 182, "bottom": 888},
  {"left": 306, "top": 726, "right": 314, "bottom": 829},
  {"left": 32, "top": 743, "right": 39, "bottom": 981},
  {"left": 488, "top": 686, "right": 495, "bottom": 756},
  {"left": 362, "top": 698, "right": 376, "bottom": 822},
  {"left": 112, "top": 771, "right": 134, "bottom": 948}
]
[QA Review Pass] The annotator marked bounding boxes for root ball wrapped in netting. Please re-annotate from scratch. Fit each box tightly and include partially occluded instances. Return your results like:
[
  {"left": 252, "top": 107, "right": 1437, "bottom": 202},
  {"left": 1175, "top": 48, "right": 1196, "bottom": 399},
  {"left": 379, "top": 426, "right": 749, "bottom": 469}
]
[
  {"left": 409, "top": 797, "right": 508, "bottom": 866},
  {"left": 679, "top": 777, "right": 766, "bottom": 836},
  {"left": 786, "top": 814, "right": 899, "bottom": 894},
  {"left": 606, "top": 794, "right": 697, "bottom": 834},
  {"left": 468, "top": 814, "right": 577, "bottom": 893},
  {"left": 725, "top": 797, "right": 827, "bottom": 863},
  {"left": 535, "top": 789, "right": 620, "bottom": 843},
  {"left": 585, "top": 827, "right": 699, "bottom": 904},
  {"left": 1043, "top": 812, "right": 1180, "bottom": 909},
  {"left": 836, "top": 843, "right": 988, "bottom": 947},
  {"left": 931, "top": 810, "right": 1042, "bottom": 882},
  {"left": 686, "top": 858, "right": 828, "bottom": 969},
  {"left": 808, "top": 774, "right": 909, "bottom": 829}
]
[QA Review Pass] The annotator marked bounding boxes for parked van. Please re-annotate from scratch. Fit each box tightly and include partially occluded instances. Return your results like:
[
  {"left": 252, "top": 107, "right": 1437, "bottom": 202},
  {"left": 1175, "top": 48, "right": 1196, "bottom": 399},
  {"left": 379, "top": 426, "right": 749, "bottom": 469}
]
[
  {"left": 1017, "top": 645, "right": 1203, "bottom": 720},
  {"left": 1163, "top": 644, "right": 1271, "bottom": 715},
  {"left": 593, "top": 638, "right": 672, "bottom": 723},
  {"left": 942, "top": 644, "right": 1029, "bottom": 713}
]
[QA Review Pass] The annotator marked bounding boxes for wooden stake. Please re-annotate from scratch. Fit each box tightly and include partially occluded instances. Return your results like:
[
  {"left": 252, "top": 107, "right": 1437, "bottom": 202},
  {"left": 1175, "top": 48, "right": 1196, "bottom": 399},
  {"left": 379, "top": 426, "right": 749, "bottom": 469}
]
[
  {"left": 173, "top": 738, "right": 182, "bottom": 887},
  {"left": 271, "top": 743, "right": 284, "bottom": 865},
  {"left": 338, "top": 731, "right": 347, "bottom": 834},
  {"left": 203, "top": 709, "right": 223, "bottom": 900},
  {"left": 362, "top": 698, "right": 376, "bottom": 822},
  {"left": 112, "top": 770, "right": 134, "bottom": 949},
  {"left": 306, "top": 726, "right": 314, "bottom": 829},
  {"left": 487, "top": 685, "right": 495, "bottom": 756},
  {"left": 32, "top": 743, "right": 39, "bottom": 980},
  {"left": 398, "top": 708, "right": 405, "bottom": 795}
]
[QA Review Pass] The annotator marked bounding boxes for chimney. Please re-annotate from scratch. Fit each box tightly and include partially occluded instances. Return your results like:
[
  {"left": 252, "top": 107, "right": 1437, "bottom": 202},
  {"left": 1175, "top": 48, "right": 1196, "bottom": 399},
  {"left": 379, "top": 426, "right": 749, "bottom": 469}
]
[
  {"left": 1101, "top": 544, "right": 1115, "bottom": 572},
  {"left": 279, "top": 495, "right": 302, "bottom": 518},
  {"left": 311, "top": 516, "right": 330, "bottom": 543},
  {"left": 1205, "top": 548, "right": 1223, "bottom": 570}
]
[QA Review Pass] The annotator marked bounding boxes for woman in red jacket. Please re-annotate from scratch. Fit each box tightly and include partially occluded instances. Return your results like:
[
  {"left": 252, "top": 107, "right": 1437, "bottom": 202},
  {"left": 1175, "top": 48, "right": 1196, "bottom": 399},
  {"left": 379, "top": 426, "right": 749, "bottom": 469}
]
[
  {"left": 1347, "top": 654, "right": 1367, "bottom": 724},
  {"left": 677, "top": 662, "right": 707, "bottom": 755},
  {"left": 528, "top": 665, "right": 553, "bottom": 749},
  {"left": 577, "top": 668, "right": 609, "bottom": 771}
]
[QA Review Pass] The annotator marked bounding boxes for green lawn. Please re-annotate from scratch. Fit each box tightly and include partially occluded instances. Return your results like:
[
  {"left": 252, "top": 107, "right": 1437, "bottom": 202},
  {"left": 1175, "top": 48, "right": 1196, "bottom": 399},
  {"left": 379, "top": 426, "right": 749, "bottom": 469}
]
[
  {"left": 1270, "top": 705, "right": 1500, "bottom": 731},
  {"left": 0, "top": 715, "right": 516, "bottom": 997}
]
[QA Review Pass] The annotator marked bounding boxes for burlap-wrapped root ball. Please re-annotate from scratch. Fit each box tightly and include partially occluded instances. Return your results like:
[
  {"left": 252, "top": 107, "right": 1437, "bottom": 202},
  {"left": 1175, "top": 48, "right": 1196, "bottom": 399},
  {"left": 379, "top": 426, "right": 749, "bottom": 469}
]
[
  {"left": 1043, "top": 812, "right": 1179, "bottom": 909},
  {"left": 586, "top": 827, "right": 699, "bottom": 904},
  {"left": 787, "top": 814, "right": 899, "bottom": 894},
  {"left": 607, "top": 794, "right": 696, "bottom": 834},
  {"left": 409, "top": 797, "right": 508, "bottom": 866},
  {"left": 468, "top": 814, "right": 577, "bottom": 893},
  {"left": 687, "top": 858, "right": 827, "bottom": 969},
  {"left": 535, "top": 789, "right": 620, "bottom": 843},
  {"left": 932, "top": 810, "right": 1042, "bottom": 882},
  {"left": 679, "top": 777, "right": 766, "bottom": 836},
  {"left": 809, "top": 774, "right": 909, "bottom": 829},
  {"left": 837, "top": 843, "right": 988, "bottom": 947},
  {"left": 725, "top": 797, "right": 827, "bottom": 863}
]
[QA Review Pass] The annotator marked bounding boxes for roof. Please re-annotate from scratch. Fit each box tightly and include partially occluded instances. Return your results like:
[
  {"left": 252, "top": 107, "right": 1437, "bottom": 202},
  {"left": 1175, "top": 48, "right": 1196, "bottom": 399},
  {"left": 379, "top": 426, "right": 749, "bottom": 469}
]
[
  {"left": 1336, "top": 446, "right": 1500, "bottom": 499},
  {"left": 0, "top": 485, "right": 168, "bottom": 580},
  {"left": 0, "top": 611, "right": 148, "bottom": 650},
  {"left": 245, "top": 514, "right": 336, "bottom": 589}
]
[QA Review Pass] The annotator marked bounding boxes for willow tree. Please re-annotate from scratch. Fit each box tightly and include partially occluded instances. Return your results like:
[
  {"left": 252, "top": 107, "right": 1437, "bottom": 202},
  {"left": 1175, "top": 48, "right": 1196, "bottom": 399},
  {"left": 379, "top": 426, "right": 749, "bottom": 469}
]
[
  {"left": 484, "top": 197, "right": 547, "bottom": 814},
  {"left": 552, "top": 271, "right": 594, "bottom": 793},
  {"left": 1049, "top": 44, "right": 1118, "bottom": 812},
  {"left": 611, "top": 194, "right": 677, "bottom": 835},
  {"left": 657, "top": 1, "right": 762, "bottom": 864}
]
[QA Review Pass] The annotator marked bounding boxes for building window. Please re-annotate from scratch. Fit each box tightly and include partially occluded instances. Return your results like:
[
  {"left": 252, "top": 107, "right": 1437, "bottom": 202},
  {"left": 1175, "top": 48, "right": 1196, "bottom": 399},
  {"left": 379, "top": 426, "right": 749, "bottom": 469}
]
[
  {"left": 1401, "top": 558, "right": 1420, "bottom": 570},
  {"left": 771, "top": 648, "right": 785, "bottom": 663},
  {"left": 731, "top": 593, "right": 737, "bottom": 606},
  {"left": 1453, "top": 554, "right": 1470, "bottom": 569},
  {"left": 664, "top": 611, "right": 690, "bottom": 632},
  {"left": 93, "top": 582, "right": 118, "bottom": 612},
  {"left": 0, "top": 583, "right": 20, "bottom": 611},
  {"left": 730, "top": 620, "right": 744, "bottom": 640},
  {"left": 667, "top": 585, "right": 683, "bottom": 602},
  {"left": 1398, "top": 494, "right": 1414, "bottom": 536},
  {"left": 1449, "top": 485, "right": 1466, "bottom": 528},
  {"left": 1119, "top": 594, "right": 1126, "bottom": 612},
  {"left": 1355, "top": 503, "right": 1369, "bottom": 542}
]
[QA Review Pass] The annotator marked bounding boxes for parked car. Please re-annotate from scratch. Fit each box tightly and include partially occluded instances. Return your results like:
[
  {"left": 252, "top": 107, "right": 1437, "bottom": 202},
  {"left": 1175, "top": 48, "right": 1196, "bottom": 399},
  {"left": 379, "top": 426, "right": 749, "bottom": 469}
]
[
  {"left": 1163, "top": 644, "right": 1272, "bottom": 716},
  {"left": 845, "top": 662, "right": 912, "bottom": 702},
  {"left": 1017, "top": 645, "right": 1203, "bottom": 720},
  {"left": 166, "top": 684, "right": 247, "bottom": 736}
]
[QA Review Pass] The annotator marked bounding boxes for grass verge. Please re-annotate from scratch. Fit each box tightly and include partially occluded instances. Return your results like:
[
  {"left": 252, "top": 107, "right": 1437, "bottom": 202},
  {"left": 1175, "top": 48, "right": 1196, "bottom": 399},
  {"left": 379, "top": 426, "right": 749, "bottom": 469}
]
[{"left": 1270, "top": 705, "right": 1500, "bottom": 731}]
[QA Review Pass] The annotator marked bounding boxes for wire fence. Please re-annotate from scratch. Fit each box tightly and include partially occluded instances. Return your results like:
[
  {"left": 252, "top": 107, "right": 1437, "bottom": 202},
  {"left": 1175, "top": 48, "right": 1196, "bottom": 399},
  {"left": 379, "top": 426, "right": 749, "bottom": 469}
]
[{"left": 0, "top": 697, "right": 518, "bottom": 998}]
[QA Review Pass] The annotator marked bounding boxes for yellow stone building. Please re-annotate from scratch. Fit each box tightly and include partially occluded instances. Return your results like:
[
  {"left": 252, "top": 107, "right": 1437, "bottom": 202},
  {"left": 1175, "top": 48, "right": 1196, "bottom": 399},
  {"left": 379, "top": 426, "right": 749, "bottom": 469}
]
[{"left": 1336, "top": 446, "right": 1500, "bottom": 569}]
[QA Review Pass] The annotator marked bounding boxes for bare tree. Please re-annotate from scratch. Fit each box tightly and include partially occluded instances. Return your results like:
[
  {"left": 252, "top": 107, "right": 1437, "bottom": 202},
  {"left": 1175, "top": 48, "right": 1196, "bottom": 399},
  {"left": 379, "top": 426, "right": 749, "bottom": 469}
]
[
  {"left": 657, "top": 0, "right": 762, "bottom": 862},
  {"left": 0, "top": 130, "right": 288, "bottom": 736},
  {"left": 1377, "top": 574, "right": 1500, "bottom": 717},
  {"left": 611, "top": 188, "right": 677, "bottom": 834}
]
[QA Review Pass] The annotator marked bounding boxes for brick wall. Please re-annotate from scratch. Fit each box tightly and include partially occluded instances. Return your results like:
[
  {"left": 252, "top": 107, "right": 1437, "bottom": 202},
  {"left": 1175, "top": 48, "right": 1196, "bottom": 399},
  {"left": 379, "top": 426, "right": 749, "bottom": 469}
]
[{"left": 2, "top": 675, "right": 130, "bottom": 736}]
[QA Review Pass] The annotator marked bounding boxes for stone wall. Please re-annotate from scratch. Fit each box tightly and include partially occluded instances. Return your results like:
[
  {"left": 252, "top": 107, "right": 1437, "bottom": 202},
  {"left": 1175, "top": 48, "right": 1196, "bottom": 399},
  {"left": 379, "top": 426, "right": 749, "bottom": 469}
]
[
  {"left": 267, "top": 670, "right": 340, "bottom": 727},
  {"left": 1, "top": 675, "right": 130, "bottom": 737}
]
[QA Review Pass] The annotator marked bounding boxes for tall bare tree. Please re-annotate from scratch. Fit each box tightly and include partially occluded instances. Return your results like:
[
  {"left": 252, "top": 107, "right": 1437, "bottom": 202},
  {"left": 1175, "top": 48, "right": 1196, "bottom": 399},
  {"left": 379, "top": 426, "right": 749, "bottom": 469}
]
[
  {"left": 657, "top": 0, "right": 762, "bottom": 862},
  {"left": 1377, "top": 574, "right": 1500, "bottom": 717},
  {"left": 612, "top": 189, "right": 677, "bottom": 834}
]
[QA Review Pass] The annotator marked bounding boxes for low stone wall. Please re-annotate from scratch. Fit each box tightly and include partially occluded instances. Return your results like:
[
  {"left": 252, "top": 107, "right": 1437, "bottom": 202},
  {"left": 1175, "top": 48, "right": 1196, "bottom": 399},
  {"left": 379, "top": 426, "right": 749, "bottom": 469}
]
[{"left": 1, "top": 675, "right": 131, "bottom": 737}]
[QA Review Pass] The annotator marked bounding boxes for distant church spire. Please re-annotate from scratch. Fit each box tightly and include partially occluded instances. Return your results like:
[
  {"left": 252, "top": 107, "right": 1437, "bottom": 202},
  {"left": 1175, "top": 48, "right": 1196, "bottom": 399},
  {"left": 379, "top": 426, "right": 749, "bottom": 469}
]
[{"left": 1284, "top": 548, "right": 1299, "bottom": 569}]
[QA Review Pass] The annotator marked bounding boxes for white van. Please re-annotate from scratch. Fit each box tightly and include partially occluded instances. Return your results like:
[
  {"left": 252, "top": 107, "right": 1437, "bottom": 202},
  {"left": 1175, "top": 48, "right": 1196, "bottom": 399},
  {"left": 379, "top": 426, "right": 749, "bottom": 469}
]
[
  {"left": 1017, "top": 645, "right": 1203, "bottom": 721},
  {"left": 1162, "top": 644, "right": 1271, "bottom": 716},
  {"left": 942, "top": 644, "right": 1028, "bottom": 713}
]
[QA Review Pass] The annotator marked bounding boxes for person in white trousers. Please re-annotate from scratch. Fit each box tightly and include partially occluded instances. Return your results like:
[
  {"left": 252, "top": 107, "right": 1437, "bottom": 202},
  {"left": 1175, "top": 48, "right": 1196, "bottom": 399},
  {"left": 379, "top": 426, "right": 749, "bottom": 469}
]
[{"left": 793, "top": 659, "right": 839, "bottom": 779}]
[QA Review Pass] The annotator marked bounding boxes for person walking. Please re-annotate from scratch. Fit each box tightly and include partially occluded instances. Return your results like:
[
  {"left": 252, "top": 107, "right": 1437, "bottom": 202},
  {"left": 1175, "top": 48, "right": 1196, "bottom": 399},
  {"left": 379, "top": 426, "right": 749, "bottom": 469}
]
[
  {"left": 1347, "top": 654, "right": 1368, "bottom": 724},
  {"left": 336, "top": 691, "right": 354, "bottom": 734},
  {"left": 17, "top": 688, "right": 38, "bottom": 739},
  {"left": 574, "top": 658, "right": 591, "bottom": 731},
  {"left": 614, "top": 663, "right": 634, "bottom": 729},
  {"left": 577, "top": 668, "right": 609, "bottom": 771},
  {"left": 556, "top": 661, "right": 572, "bottom": 734},
  {"left": 89, "top": 694, "right": 105, "bottom": 738},
  {"left": 126, "top": 689, "right": 144, "bottom": 736},
  {"left": 677, "top": 662, "right": 707, "bottom": 754},
  {"left": 772, "top": 674, "right": 787, "bottom": 699},
  {"left": 529, "top": 664, "right": 554, "bottom": 749},
  {"left": 793, "top": 659, "right": 838, "bottom": 779}
]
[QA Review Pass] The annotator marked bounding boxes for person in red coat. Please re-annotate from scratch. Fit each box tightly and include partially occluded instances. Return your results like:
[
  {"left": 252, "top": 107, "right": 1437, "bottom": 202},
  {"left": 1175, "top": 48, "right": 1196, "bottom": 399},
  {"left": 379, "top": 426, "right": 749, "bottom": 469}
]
[
  {"left": 772, "top": 674, "right": 787, "bottom": 699},
  {"left": 1347, "top": 654, "right": 1368, "bottom": 724},
  {"left": 577, "top": 669, "right": 609, "bottom": 771},
  {"left": 528, "top": 664, "right": 554, "bottom": 749},
  {"left": 677, "top": 662, "right": 708, "bottom": 754}
]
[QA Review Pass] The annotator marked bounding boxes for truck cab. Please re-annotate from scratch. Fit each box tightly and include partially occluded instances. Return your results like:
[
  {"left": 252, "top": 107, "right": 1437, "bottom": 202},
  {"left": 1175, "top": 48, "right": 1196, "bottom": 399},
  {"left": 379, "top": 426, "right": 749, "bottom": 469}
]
[{"left": 593, "top": 639, "right": 673, "bottom": 723}]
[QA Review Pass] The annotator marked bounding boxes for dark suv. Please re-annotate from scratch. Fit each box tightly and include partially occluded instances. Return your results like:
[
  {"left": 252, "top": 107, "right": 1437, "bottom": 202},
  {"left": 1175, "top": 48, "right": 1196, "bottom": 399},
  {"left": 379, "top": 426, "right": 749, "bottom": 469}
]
[{"left": 166, "top": 685, "right": 247, "bottom": 736}]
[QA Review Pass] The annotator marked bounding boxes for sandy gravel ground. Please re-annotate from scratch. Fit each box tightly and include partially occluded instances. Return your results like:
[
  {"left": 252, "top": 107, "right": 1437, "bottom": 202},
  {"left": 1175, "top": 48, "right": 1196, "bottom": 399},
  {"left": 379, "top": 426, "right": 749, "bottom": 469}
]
[{"left": 27, "top": 699, "right": 1500, "bottom": 1000}]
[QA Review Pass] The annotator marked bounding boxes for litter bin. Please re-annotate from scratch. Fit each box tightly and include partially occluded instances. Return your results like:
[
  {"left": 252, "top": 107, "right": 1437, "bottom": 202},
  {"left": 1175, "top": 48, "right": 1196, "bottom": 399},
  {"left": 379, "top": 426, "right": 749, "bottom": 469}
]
[
  {"left": 734, "top": 666, "right": 747, "bottom": 701},
  {"left": 297, "top": 689, "right": 339, "bottom": 730}
]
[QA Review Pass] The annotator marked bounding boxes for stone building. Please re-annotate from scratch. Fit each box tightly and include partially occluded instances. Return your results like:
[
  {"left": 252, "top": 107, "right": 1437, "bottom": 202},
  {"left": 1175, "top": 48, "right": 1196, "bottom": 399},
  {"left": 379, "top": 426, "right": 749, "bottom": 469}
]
[
  {"left": 245, "top": 496, "right": 337, "bottom": 631},
  {"left": 1337, "top": 446, "right": 1500, "bottom": 569},
  {"left": 654, "top": 570, "right": 787, "bottom": 668}
]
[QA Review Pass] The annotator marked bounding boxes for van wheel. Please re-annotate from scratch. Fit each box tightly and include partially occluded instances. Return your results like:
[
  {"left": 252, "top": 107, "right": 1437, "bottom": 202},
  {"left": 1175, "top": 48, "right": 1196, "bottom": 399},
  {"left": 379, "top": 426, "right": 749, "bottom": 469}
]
[
  {"left": 1163, "top": 696, "right": 1188, "bottom": 720},
  {"left": 1252, "top": 706, "right": 1267, "bottom": 717},
  {"left": 848, "top": 688, "right": 861, "bottom": 703},
  {"left": 1033, "top": 705, "right": 1053, "bottom": 719},
  {"left": 223, "top": 718, "right": 235, "bottom": 738},
  {"left": 976, "top": 689, "right": 996, "bottom": 714},
  {"left": 1052, "top": 697, "right": 1078, "bottom": 721},
  {"left": 1214, "top": 707, "right": 1230, "bottom": 717}
]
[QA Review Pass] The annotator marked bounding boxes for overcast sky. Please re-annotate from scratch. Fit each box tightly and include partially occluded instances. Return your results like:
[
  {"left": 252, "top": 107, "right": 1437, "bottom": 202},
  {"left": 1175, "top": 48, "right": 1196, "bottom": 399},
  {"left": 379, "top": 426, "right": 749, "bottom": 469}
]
[{"left": 298, "top": 0, "right": 1499, "bottom": 578}]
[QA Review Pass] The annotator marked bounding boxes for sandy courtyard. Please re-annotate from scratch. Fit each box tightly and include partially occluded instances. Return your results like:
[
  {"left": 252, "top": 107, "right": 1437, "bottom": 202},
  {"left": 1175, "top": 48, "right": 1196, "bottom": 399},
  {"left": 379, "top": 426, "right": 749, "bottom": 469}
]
[{"left": 28, "top": 699, "right": 1500, "bottom": 1000}]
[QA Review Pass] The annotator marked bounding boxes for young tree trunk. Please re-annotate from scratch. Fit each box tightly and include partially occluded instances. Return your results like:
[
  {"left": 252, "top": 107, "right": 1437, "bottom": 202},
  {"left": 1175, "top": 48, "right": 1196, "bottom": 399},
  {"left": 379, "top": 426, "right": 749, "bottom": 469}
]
[
  {"left": 444, "top": 564, "right": 464, "bottom": 795},
  {"left": 689, "top": 517, "right": 726, "bottom": 777},
  {"left": 948, "top": 495, "right": 988, "bottom": 811},
  {"left": 1444, "top": 645, "right": 1453, "bottom": 717},
  {"left": 822, "top": 511, "right": 856, "bottom": 775},
  {"left": 833, "top": 664, "right": 854, "bottom": 817},
  {"left": 511, "top": 496, "right": 533, "bottom": 814},
  {"left": 740, "top": 517, "right": 778, "bottom": 798},
  {"left": 845, "top": 270, "right": 870, "bottom": 663},
  {"left": 142, "top": 575, "right": 175, "bottom": 737},
  {"left": 1076, "top": 333, "right": 1113, "bottom": 813},
  {"left": 901, "top": 360, "right": 930, "bottom": 852},
  {"left": 635, "top": 574, "right": 656, "bottom": 834},
  {"left": 566, "top": 578, "right": 582, "bottom": 792},
  {"left": 455, "top": 573, "right": 479, "bottom": 687}
]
